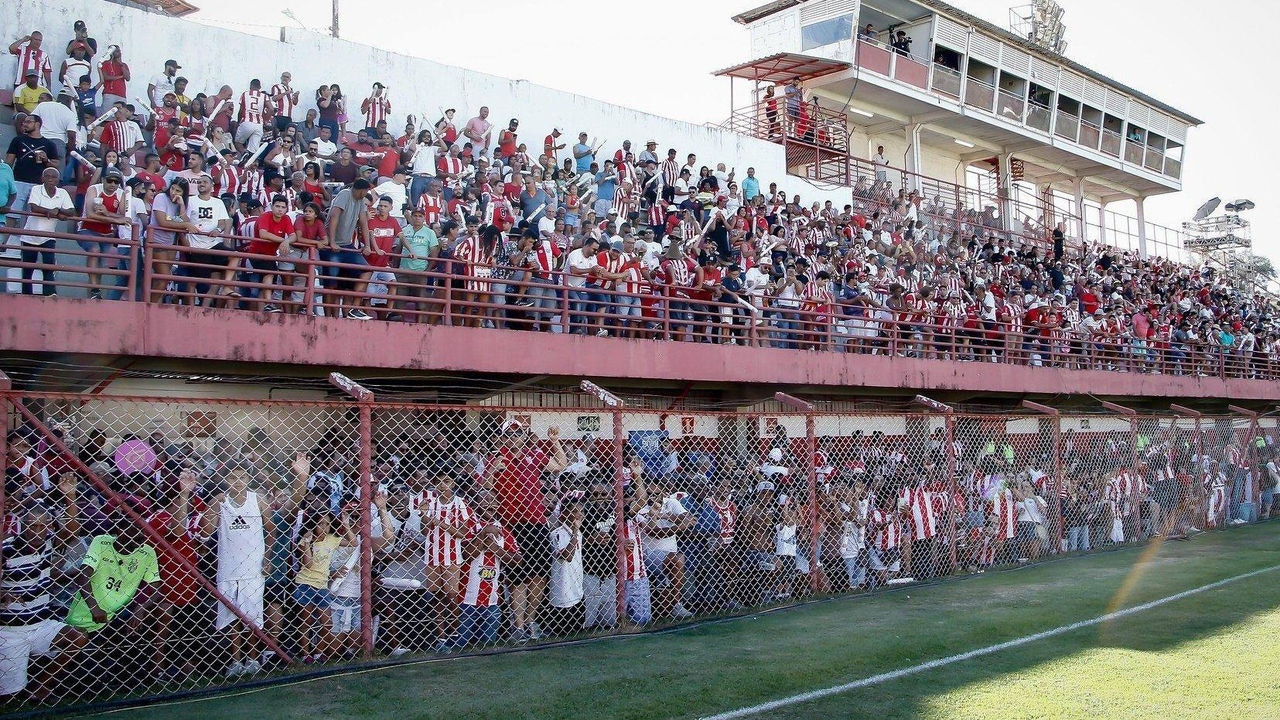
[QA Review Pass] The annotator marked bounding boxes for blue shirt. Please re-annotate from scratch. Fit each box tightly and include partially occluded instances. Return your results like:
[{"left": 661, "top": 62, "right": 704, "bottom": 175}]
[
  {"left": 742, "top": 176, "right": 760, "bottom": 200},
  {"left": 573, "top": 143, "right": 593, "bottom": 173},
  {"left": 595, "top": 171, "right": 617, "bottom": 203}
]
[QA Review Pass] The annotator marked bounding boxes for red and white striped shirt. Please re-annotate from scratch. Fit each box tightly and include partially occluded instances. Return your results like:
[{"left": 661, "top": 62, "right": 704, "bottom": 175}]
[
  {"left": 1225, "top": 445, "right": 1244, "bottom": 469},
  {"left": 100, "top": 120, "right": 142, "bottom": 155},
  {"left": 10, "top": 43, "right": 51, "bottom": 87},
  {"left": 416, "top": 193, "right": 443, "bottom": 225},
  {"left": 361, "top": 95, "right": 390, "bottom": 129},
  {"left": 623, "top": 518, "right": 647, "bottom": 581},
  {"left": 454, "top": 236, "right": 493, "bottom": 272},
  {"left": 238, "top": 90, "right": 270, "bottom": 126},
  {"left": 422, "top": 494, "right": 472, "bottom": 567},
  {"left": 437, "top": 156, "right": 463, "bottom": 190},
  {"left": 990, "top": 488, "right": 1017, "bottom": 540},
  {"left": 900, "top": 486, "right": 937, "bottom": 540},
  {"left": 869, "top": 507, "right": 901, "bottom": 550},
  {"left": 459, "top": 521, "right": 517, "bottom": 606},
  {"left": 269, "top": 83, "right": 297, "bottom": 120}
]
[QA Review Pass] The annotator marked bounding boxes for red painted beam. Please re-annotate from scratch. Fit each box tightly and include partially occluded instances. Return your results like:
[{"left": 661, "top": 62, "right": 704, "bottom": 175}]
[{"left": 5, "top": 296, "right": 1280, "bottom": 400}]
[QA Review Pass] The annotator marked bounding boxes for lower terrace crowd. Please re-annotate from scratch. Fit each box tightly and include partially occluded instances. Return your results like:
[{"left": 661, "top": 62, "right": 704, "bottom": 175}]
[
  {"left": 3, "top": 415, "right": 1277, "bottom": 702},
  {"left": 2, "top": 24, "right": 1278, "bottom": 377}
]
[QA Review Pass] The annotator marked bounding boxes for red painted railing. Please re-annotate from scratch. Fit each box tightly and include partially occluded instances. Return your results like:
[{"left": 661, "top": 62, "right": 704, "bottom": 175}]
[{"left": 0, "top": 220, "right": 1271, "bottom": 382}]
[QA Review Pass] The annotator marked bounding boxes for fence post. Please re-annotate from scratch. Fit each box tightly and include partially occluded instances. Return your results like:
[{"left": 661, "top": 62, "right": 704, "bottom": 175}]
[
  {"left": 1102, "top": 401, "right": 1139, "bottom": 541},
  {"left": 330, "top": 372, "right": 375, "bottom": 657},
  {"left": 1229, "top": 405, "right": 1259, "bottom": 523},
  {"left": 914, "top": 395, "right": 955, "bottom": 573},
  {"left": 1022, "top": 400, "right": 1062, "bottom": 553},
  {"left": 775, "top": 393, "right": 818, "bottom": 594},
  {"left": 581, "top": 380, "right": 627, "bottom": 626},
  {"left": 141, "top": 227, "right": 153, "bottom": 303},
  {"left": 1171, "top": 404, "right": 1202, "bottom": 533}
]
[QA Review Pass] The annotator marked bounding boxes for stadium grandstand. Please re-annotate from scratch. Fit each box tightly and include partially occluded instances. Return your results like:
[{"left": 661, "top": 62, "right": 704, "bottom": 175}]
[{"left": 0, "top": 0, "right": 1277, "bottom": 715}]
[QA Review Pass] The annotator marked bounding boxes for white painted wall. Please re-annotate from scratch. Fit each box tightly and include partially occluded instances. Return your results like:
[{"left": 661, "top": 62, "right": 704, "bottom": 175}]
[{"left": 4, "top": 0, "right": 845, "bottom": 204}]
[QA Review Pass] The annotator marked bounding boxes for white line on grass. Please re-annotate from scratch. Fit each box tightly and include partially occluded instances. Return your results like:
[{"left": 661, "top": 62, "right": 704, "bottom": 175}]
[{"left": 699, "top": 563, "right": 1280, "bottom": 720}]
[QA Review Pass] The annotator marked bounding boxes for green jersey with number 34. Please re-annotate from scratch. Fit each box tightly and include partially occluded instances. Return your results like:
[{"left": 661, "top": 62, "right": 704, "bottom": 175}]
[{"left": 66, "top": 535, "right": 160, "bottom": 632}]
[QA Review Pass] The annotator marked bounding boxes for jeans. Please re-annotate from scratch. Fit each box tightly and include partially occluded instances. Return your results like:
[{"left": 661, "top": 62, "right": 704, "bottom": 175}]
[
  {"left": 526, "top": 276, "right": 562, "bottom": 332},
  {"left": 583, "top": 574, "right": 618, "bottom": 629},
  {"left": 624, "top": 577, "right": 651, "bottom": 626},
  {"left": 457, "top": 604, "right": 500, "bottom": 646},
  {"left": 408, "top": 176, "right": 434, "bottom": 208},
  {"left": 19, "top": 240, "right": 56, "bottom": 295},
  {"left": 1066, "top": 525, "right": 1090, "bottom": 552},
  {"left": 568, "top": 288, "right": 594, "bottom": 333},
  {"left": 843, "top": 556, "right": 867, "bottom": 589},
  {"left": 105, "top": 245, "right": 137, "bottom": 301}
]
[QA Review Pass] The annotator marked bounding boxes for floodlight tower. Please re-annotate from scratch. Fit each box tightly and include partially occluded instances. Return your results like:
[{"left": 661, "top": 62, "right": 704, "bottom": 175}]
[{"left": 1009, "top": 0, "right": 1068, "bottom": 54}]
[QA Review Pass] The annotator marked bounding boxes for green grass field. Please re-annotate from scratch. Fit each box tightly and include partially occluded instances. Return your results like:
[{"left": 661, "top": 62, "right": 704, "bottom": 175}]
[{"left": 89, "top": 525, "right": 1280, "bottom": 720}]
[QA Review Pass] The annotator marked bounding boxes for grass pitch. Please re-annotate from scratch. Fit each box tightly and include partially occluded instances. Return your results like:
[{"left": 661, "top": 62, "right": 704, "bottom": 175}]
[{"left": 84, "top": 524, "right": 1280, "bottom": 720}]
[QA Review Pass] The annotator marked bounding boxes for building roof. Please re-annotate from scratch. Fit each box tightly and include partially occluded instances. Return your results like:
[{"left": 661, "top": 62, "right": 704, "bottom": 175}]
[
  {"left": 713, "top": 52, "right": 851, "bottom": 83},
  {"left": 730, "top": 0, "right": 1203, "bottom": 126}
]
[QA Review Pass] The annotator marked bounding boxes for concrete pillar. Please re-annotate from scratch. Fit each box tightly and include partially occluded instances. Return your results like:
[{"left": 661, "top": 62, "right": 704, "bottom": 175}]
[
  {"left": 997, "top": 152, "right": 1015, "bottom": 239},
  {"left": 1098, "top": 200, "right": 1108, "bottom": 246},
  {"left": 1072, "top": 178, "right": 1086, "bottom": 242},
  {"left": 1135, "top": 195, "right": 1148, "bottom": 258},
  {"left": 904, "top": 123, "right": 923, "bottom": 192}
]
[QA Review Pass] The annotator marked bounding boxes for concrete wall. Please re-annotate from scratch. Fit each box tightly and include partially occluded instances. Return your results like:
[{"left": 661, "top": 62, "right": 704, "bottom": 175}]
[{"left": 4, "top": 0, "right": 844, "bottom": 204}]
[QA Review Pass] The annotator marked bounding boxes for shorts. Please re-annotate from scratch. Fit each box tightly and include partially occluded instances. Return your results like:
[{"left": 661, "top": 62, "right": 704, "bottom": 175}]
[
  {"left": 321, "top": 248, "right": 368, "bottom": 280},
  {"left": 867, "top": 547, "right": 901, "bottom": 572},
  {"left": 75, "top": 229, "right": 116, "bottom": 254},
  {"left": 216, "top": 576, "right": 265, "bottom": 631},
  {"left": 245, "top": 255, "right": 279, "bottom": 273},
  {"left": 0, "top": 619, "right": 66, "bottom": 695},
  {"left": 614, "top": 294, "right": 641, "bottom": 318},
  {"left": 745, "top": 549, "right": 776, "bottom": 573},
  {"left": 643, "top": 547, "right": 677, "bottom": 587},
  {"left": 184, "top": 243, "right": 232, "bottom": 279},
  {"left": 368, "top": 270, "right": 396, "bottom": 300},
  {"left": 276, "top": 247, "right": 308, "bottom": 273},
  {"left": 624, "top": 577, "right": 652, "bottom": 626},
  {"left": 1014, "top": 521, "right": 1038, "bottom": 546},
  {"left": 330, "top": 597, "right": 361, "bottom": 633},
  {"left": 293, "top": 583, "right": 331, "bottom": 607},
  {"left": 506, "top": 522, "right": 551, "bottom": 585}
]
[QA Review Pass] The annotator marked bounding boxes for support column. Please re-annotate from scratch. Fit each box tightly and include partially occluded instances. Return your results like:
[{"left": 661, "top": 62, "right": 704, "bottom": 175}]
[
  {"left": 997, "top": 152, "right": 1015, "bottom": 242},
  {"left": 904, "top": 123, "right": 923, "bottom": 192},
  {"left": 1072, "top": 178, "right": 1086, "bottom": 243},
  {"left": 1135, "top": 195, "right": 1148, "bottom": 258},
  {"left": 1098, "top": 200, "right": 1108, "bottom": 246}
]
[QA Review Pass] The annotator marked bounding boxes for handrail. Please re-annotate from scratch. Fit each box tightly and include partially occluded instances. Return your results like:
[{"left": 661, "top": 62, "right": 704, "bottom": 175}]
[{"left": 0, "top": 225, "right": 1272, "bottom": 382}]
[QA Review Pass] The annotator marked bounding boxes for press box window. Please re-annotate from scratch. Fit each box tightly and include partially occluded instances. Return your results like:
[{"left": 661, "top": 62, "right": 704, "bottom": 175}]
[{"left": 801, "top": 16, "right": 853, "bottom": 51}]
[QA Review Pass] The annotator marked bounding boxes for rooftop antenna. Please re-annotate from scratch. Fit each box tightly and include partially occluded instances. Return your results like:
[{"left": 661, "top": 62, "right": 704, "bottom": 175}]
[{"left": 1009, "top": 0, "right": 1068, "bottom": 54}]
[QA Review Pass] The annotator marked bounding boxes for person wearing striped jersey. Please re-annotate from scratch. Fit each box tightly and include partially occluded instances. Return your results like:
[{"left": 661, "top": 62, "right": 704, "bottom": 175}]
[
  {"left": 457, "top": 491, "right": 519, "bottom": 647},
  {"left": 8, "top": 32, "right": 52, "bottom": 93},
  {"left": 899, "top": 477, "right": 939, "bottom": 579},
  {"left": 269, "top": 72, "right": 299, "bottom": 134},
  {"left": 0, "top": 479, "right": 89, "bottom": 701},
  {"left": 234, "top": 79, "right": 272, "bottom": 153},
  {"left": 420, "top": 470, "right": 472, "bottom": 651},
  {"left": 866, "top": 484, "right": 904, "bottom": 586}
]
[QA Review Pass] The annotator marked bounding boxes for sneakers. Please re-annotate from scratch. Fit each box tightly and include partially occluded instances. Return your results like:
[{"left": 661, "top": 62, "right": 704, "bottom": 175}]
[
  {"left": 263, "top": 304, "right": 282, "bottom": 313},
  {"left": 514, "top": 297, "right": 535, "bottom": 307},
  {"left": 89, "top": 290, "right": 102, "bottom": 300},
  {"left": 527, "top": 622, "right": 544, "bottom": 640},
  {"left": 226, "top": 661, "right": 245, "bottom": 678},
  {"left": 241, "top": 659, "right": 262, "bottom": 675},
  {"left": 389, "top": 646, "right": 411, "bottom": 658},
  {"left": 671, "top": 604, "right": 694, "bottom": 619},
  {"left": 596, "top": 329, "right": 609, "bottom": 337},
  {"left": 509, "top": 627, "right": 529, "bottom": 644},
  {"left": 347, "top": 308, "right": 373, "bottom": 320},
  {"left": 433, "top": 637, "right": 452, "bottom": 653}
]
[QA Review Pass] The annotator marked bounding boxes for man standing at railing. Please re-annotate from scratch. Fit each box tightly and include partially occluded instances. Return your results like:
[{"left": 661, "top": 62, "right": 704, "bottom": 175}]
[{"left": 872, "top": 146, "right": 889, "bottom": 183}]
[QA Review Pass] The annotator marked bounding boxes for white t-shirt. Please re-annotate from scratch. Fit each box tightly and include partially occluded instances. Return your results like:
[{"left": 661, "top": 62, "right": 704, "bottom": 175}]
[
  {"left": 566, "top": 247, "right": 597, "bottom": 288},
  {"left": 374, "top": 181, "right": 408, "bottom": 215},
  {"left": 409, "top": 145, "right": 438, "bottom": 176},
  {"left": 187, "top": 194, "right": 230, "bottom": 250},
  {"left": 640, "top": 496, "right": 687, "bottom": 554},
  {"left": 548, "top": 525, "right": 584, "bottom": 608},
  {"left": 119, "top": 193, "right": 149, "bottom": 243},
  {"left": 33, "top": 101, "right": 76, "bottom": 142},
  {"left": 21, "top": 185, "right": 74, "bottom": 245},
  {"left": 314, "top": 138, "right": 338, "bottom": 159}
]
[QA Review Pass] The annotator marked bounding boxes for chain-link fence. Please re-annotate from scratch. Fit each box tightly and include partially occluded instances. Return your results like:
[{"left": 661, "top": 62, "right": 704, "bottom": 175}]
[{"left": 1, "top": 383, "right": 1276, "bottom": 713}]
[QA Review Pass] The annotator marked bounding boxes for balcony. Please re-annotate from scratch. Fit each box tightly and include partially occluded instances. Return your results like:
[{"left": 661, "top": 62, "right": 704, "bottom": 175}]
[
  {"left": 963, "top": 77, "right": 997, "bottom": 113},
  {"left": 930, "top": 64, "right": 961, "bottom": 99}
]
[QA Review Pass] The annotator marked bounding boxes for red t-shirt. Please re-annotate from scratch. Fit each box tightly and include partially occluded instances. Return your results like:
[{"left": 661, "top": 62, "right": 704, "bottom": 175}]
[
  {"left": 247, "top": 212, "right": 294, "bottom": 256},
  {"left": 365, "top": 215, "right": 399, "bottom": 268},
  {"left": 494, "top": 446, "right": 548, "bottom": 525},
  {"left": 145, "top": 499, "right": 206, "bottom": 606},
  {"left": 376, "top": 146, "right": 400, "bottom": 180}
]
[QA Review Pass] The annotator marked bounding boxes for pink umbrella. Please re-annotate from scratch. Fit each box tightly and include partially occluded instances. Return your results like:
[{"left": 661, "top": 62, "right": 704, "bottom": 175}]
[{"left": 113, "top": 439, "right": 157, "bottom": 474}]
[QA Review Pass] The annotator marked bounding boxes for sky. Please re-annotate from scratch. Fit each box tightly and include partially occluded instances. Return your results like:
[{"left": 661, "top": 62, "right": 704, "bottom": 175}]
[{"left": 189, "top": 0, "right": 1275, "bottom": 264}]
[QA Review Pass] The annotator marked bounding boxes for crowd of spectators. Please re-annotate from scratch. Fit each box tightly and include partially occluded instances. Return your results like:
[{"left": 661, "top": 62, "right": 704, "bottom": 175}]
[
  {"left": 3, "top": 408, "right": 1277, "bottom": 702},
  {"left": 1, "top": 23, "right": 1277, "bottom": 376}
]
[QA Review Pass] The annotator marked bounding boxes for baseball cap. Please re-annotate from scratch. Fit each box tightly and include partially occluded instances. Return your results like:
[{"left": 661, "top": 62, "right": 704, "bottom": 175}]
[
  {"left": 609, "top": 240, "right": 624, "bottom": 252},
  {"left": 24, "top": 70, "right": 37, "bottom": 77},
  {"left": 165, "top": 59, "right": 181, "bottom": 69},
  {"left": 755, "top": 481, "right": 776, "bottom": 493}
]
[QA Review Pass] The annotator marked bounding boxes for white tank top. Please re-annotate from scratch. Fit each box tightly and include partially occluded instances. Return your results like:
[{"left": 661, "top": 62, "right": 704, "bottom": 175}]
[{"left": 218, "top": 491, "right": 265, "bottom": 581}]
